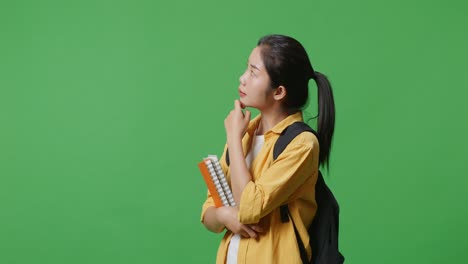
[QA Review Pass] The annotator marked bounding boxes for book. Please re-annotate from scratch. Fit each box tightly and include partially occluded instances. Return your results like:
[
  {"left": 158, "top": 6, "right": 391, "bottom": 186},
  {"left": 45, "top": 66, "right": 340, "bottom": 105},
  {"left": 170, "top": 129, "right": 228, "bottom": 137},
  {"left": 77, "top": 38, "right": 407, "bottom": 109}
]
[{"left": 198, "top": 155, "right": 236, "bottom": 207}]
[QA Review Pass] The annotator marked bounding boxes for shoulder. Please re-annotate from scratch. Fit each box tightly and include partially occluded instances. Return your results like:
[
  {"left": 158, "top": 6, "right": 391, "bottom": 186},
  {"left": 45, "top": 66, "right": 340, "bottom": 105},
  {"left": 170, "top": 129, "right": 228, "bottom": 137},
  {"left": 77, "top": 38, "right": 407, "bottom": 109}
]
[
  {"left": 272, "top": 129, "right": 319, "bottom": 163},
  {"left": 290, "top": 131, "right": 318, "bottom": 147}
]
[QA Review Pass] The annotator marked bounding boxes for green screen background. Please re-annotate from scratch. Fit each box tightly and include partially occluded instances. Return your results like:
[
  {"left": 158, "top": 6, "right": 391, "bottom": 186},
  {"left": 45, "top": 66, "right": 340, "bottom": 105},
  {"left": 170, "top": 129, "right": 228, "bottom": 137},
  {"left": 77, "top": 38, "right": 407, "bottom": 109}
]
[{"left": 1, "top": 0, "right": 467, "bottom": 263}]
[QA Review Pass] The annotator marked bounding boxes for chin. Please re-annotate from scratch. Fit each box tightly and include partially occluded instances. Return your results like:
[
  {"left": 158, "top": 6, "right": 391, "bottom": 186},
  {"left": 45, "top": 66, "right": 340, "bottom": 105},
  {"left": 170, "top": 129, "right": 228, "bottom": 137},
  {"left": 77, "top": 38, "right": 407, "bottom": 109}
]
[{"left": 239, "top": 99, "right": 248, "bottom": 107}]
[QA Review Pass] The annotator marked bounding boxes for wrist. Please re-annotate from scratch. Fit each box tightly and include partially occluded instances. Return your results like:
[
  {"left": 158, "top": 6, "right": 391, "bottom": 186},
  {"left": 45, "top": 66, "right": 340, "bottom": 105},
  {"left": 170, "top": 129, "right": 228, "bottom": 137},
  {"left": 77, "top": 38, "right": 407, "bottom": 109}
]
[
  {"left": 227, "top": 135, "right": 242, "bottom": 147},
  {"left": 215, "top": 207, "right": 227, "bottom": 227}
]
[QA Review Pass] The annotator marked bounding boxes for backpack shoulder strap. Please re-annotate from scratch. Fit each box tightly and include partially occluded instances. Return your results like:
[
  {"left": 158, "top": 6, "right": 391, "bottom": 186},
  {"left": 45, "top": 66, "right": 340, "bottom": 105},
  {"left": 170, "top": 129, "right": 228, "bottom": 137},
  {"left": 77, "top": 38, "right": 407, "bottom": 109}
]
[
  {"left": 225, "top": 121, "right": 317, "bottom": 166},
  {"left": 276, "top": 122, "right": 318, "bottom": 264},
  {"left": 273, "top": 121, "right": 317, "bottom": 160}
]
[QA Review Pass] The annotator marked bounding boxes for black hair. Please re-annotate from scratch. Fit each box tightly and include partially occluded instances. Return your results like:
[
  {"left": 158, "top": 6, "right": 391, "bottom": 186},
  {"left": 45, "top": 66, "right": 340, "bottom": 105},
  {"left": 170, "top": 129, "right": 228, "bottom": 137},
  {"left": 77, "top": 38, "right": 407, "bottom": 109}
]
[{"left": 257, "top": 34, "right": 336, "bottom": 169}]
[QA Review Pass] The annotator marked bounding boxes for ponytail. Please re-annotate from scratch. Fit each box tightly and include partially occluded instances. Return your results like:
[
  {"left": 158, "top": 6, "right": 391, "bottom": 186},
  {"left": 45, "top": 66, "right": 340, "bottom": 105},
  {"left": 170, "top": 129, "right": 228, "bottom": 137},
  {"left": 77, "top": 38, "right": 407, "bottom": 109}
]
[
  {"left": 256, "top": 34, "right": 336, "bottom": 169},
  {"left": 312, "top": 71, "right": 335, "bottom": 170}
]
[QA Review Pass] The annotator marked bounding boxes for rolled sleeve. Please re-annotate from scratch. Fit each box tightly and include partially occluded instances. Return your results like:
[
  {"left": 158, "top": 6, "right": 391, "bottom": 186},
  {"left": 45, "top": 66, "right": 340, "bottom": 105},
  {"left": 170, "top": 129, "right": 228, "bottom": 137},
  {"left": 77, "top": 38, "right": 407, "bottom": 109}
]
[
  {"left": 200, "top": 190, "right": 215, "bottom": 222},
  {"left": 238, "top": 181, "right": 264, "bottom": 224},
  {"left": 236, "top": 135, "right": 317, "bottom": 225}
]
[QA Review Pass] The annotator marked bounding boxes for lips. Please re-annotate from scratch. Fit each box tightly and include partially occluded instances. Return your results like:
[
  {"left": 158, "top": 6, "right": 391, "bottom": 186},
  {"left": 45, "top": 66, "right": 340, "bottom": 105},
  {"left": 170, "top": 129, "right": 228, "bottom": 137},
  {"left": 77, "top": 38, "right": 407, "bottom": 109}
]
[{"left": 239, "top": 89, "right": 246, "bottom": 97}]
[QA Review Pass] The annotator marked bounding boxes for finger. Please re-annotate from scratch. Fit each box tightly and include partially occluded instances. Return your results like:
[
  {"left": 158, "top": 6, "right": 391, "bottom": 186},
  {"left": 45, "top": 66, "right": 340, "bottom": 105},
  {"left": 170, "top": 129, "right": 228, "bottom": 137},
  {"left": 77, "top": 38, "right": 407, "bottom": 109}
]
[
  {"left": 249, "top": 224, "right": 264, "bottom": 233},
  {"left": 234, "top": 100, "right": 245, "bottom": 118},
  {"left": 241, "top": 225, "right": 257, "bottom": 239},
  {"left": 240, "top": 232, "right": 252, "bottom": 238},
  {"left": 234, "top": 100, "right": 242, "bottom": 112},
  {"left": 244, "top": 110, "right": 251, "bottom": 122}
]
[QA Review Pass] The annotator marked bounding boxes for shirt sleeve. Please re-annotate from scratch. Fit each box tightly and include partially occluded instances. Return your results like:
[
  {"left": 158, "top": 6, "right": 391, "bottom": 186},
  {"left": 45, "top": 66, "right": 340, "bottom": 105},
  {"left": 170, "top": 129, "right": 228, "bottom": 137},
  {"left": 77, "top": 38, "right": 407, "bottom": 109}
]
[
  {"left": 200, "top": 189, "right": 216, "bottom": 222},
  {"left": 238, "top": 134, "right": 318, "bottom": 224}
]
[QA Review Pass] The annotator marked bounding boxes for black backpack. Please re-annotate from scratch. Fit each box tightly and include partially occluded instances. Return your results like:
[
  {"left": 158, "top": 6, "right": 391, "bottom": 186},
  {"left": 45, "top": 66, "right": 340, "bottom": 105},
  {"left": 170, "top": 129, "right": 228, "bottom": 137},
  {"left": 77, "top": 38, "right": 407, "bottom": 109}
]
[{"left": 226, "top": 121, "right": 344, "bottom": 264}]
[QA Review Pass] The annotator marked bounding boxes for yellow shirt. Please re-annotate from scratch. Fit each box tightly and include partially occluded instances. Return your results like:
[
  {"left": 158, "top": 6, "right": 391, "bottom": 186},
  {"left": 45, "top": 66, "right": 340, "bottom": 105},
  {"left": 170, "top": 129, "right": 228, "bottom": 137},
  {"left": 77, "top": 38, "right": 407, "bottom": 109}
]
[{"left": 201, "top": 111, "right": 319, "bottom": 264}]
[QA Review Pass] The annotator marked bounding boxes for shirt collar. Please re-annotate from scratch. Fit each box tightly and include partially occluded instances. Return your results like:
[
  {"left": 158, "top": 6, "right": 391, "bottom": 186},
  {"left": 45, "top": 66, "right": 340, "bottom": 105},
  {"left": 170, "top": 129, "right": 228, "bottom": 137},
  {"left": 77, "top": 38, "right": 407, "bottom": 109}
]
[
  {"left": 270, "top": 111, "right": 304, "bottom": 134},
  {"left": 246, "top": 111, "right": 304, "bottom": 137}
]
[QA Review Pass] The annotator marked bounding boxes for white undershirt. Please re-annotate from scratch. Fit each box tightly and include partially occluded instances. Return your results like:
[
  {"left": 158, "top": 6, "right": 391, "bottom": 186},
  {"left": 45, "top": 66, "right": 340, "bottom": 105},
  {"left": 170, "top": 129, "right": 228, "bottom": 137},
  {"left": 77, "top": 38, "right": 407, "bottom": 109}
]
[{"left": 226, "top": 134, "right": 265, "bottom": 264}]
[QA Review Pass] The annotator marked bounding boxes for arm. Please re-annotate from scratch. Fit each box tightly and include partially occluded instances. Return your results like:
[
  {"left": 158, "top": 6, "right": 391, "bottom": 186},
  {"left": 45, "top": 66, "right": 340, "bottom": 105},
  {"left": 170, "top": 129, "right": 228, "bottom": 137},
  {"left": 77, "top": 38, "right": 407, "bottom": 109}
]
[
  {"left": 202, "top": 206, "right": 225, "bottom": 233},
  {"left": 227, "top": 134, "right": 252, "bottom": 206},
  {"left": 238, "top": 137, "right": 318, "bottom": 224},
  {"left": 200, "top": 144, "right": 261, "bottom": 238},
  {"left": 224, "top": 100, "right": 252, "bottom": 206},
  {"left": 202, "top": 205, "right": 262, "bottom": 238}
]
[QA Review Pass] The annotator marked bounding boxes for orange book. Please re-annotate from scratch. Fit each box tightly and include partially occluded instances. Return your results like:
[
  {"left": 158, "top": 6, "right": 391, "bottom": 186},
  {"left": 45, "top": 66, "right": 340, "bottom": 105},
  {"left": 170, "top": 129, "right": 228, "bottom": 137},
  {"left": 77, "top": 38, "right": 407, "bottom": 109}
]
[{"left": 198, "top": 155, "right": 235, "bottom": 207}]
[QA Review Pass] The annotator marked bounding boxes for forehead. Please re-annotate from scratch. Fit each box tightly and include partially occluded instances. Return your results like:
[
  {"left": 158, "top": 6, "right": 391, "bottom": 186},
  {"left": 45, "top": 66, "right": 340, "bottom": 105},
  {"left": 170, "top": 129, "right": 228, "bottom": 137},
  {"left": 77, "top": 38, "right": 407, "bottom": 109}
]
[{"left": 248, "top": 46, "right": 264, "bottom": 67}]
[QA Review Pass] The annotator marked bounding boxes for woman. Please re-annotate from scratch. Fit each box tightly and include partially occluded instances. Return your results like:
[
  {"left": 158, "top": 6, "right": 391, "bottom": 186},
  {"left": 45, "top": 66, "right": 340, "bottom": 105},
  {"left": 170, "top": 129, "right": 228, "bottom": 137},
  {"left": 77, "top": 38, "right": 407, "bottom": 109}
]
[{"left": 201, "top": 34, "right": 335, "bottom": 264}]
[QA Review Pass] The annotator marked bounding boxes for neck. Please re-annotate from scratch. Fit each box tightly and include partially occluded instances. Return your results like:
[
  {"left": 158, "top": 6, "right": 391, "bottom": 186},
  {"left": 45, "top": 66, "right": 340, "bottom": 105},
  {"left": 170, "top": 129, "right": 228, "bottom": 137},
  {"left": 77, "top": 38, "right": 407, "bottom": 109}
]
[{"left": 257, "top": 108, "right": 289, "bottom": 135}]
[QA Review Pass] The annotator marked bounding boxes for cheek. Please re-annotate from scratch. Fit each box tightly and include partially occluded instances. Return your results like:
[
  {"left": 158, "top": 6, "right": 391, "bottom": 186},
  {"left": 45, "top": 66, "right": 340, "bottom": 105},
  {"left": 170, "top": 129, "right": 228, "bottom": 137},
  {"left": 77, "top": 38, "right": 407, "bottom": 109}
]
[
  {"left": 260, "top": 75, "right": 272, "bottom": 88},
  {"left": 258, "top": 78, "right": 272, "bottom": 94},
  {"left": 251, "top": 76, "right": 266, "bottom": 88}
]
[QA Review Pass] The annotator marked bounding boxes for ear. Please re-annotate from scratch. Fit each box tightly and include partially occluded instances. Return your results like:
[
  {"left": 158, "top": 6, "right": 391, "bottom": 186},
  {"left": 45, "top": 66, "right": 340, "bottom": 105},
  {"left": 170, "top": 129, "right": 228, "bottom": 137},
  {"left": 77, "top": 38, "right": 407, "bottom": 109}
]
[{"left": 273, "top": 85, "right": 287, "bottom": 101}]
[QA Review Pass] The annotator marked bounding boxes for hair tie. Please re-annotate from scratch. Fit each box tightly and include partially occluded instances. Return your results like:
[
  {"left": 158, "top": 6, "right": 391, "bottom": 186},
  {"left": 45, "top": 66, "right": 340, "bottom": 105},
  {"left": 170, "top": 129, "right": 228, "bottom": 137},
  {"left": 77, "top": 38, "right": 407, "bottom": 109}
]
[{"left": 310, "top": 71, "right": 317, "bottom": 80}]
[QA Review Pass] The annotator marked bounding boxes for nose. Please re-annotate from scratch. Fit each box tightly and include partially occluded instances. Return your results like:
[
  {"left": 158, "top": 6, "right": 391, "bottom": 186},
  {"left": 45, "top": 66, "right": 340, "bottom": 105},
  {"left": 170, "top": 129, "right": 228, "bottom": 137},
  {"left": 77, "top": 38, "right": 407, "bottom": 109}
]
[{"left": 239, "top": 72, "right": 247, "bottom": 86}]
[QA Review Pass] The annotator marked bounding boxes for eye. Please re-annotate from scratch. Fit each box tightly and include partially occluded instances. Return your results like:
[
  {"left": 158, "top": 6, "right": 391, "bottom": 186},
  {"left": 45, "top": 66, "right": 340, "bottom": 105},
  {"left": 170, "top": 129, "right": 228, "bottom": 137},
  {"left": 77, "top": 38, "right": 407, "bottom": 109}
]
[{"left": 250, "top": 70, "right": 256, "bottom": 77}]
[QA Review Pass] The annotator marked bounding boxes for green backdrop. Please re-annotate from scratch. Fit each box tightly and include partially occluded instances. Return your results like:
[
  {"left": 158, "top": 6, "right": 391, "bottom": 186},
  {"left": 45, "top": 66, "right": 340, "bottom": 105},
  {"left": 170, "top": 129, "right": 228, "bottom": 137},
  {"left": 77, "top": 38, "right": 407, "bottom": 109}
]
[{"left": 1, "top": 0, "right": 467, "bottom": 263}]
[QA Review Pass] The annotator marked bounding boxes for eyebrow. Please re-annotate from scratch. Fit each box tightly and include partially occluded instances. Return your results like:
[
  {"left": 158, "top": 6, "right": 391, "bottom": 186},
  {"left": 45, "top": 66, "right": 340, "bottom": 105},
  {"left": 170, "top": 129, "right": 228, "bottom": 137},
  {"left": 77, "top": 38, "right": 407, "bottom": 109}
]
[{"left": 248, "top": 62, "right": 261, "bottom": 71}]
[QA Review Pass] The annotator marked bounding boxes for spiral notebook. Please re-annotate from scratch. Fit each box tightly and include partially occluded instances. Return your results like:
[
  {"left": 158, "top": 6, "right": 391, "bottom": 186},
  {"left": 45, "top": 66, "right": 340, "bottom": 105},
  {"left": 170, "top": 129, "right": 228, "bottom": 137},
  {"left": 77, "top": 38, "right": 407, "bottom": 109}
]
[{"left": 198, "top": 155, "right": 236, "bottom": 207}]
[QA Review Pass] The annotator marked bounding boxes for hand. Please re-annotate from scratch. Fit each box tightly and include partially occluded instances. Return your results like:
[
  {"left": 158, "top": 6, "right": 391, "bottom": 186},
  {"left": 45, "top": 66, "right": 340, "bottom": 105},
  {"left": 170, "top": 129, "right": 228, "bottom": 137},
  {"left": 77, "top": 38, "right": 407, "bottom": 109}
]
[
  {"left": 216, "top": 206, "right": 264, "bottom": 238},
  {"left": 224, "top": 100, "right": 251, "bottom": 141}
]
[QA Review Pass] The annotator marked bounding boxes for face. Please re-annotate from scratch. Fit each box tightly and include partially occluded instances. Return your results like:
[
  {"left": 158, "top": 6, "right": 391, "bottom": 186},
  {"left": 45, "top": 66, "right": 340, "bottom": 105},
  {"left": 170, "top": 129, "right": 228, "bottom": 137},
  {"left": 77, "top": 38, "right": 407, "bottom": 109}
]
[{"left": 238, "top": 46, "right": 276, "bottom": 110}]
